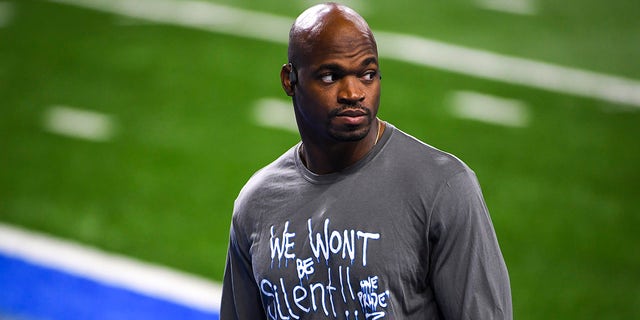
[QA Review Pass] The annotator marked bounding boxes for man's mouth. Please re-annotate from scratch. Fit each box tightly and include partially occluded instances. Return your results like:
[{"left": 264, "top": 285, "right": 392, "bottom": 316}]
[
  {"left": 336, "top": 108, "right": 367, "bottom": 117},
  {"left": 333, "top": 108, "right": 369, "bottom": 126}
]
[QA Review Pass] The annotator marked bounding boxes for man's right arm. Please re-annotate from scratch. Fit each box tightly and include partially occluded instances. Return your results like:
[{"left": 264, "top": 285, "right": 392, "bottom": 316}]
[{"left": 220, "top": 219, "right": 266, "bottom": 319}]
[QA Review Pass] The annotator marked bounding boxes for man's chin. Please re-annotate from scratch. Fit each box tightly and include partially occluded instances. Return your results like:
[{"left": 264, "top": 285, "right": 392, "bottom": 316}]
[{"left": 328, "top": 126, "right": 371, "bottom": 142}]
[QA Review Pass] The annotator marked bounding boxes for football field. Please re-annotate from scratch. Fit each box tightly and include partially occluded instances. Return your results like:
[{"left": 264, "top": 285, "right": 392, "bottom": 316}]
[{"left": 1, "top": 0, "right": 639, "bottom": 318}]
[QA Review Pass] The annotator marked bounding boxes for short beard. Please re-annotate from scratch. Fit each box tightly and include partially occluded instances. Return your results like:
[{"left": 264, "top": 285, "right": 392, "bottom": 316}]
[{"left": 327, "top": 113, "right": 373, "bottom": 142}]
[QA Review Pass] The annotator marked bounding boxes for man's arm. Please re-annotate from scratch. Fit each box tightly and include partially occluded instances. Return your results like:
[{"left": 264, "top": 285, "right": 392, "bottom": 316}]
[
  {"left": 428, "top": 169, "right": 512, "bottom": 319},
  {"left": 220, "top": 219, "right": 266, "bottom": 319}
]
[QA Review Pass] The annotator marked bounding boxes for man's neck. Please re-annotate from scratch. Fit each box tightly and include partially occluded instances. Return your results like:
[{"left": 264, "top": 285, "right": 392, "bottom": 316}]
[{"left": 299, "top": 120, "right": 384, "bottom": 175}]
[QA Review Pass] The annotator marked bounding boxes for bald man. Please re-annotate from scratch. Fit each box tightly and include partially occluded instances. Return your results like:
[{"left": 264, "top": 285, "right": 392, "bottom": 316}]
[{"left": 221, "top": 3, "right": 512, "bottom": 319}]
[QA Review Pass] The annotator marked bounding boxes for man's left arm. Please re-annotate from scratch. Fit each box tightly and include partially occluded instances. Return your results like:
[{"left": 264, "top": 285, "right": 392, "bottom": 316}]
[{"left": 428, "top": 169, "right": 512, "bottom": 320}]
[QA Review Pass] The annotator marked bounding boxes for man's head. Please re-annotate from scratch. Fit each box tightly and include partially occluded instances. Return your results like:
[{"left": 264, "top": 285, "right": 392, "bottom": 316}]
[{"left": 281, "top": 2, "right": 381, "bottom": 144}]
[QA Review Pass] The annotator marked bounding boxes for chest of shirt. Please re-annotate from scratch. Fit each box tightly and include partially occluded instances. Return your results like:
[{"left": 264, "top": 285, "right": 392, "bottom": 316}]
[{"left": 246, "top": 189, "right": 431, "bottom": 318}]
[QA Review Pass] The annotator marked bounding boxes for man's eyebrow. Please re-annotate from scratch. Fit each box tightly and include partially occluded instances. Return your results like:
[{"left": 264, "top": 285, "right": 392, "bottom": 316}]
[
  {"left": 315, "top": 58, "right": 379, "bottom": 73},
  {"left": 361, "top": 57, "right": 378, "bottom": 67},
  {"left": 315, "top": 63, "right": 343, "bottom": 73}
]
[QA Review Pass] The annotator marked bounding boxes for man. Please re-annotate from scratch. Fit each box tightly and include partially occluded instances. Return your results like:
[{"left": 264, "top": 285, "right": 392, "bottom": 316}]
[{"left": 221, "top": 3, "right": 512, "bottom": 319}]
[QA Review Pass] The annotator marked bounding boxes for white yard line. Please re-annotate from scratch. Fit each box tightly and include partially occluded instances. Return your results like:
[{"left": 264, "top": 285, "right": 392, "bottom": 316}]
[
  {"left": 376, "top": 32, "right": 640, "bottom": 108},
  {"left": 48, "top": 0, "right": 640, "bottom": 109},
  {"left": 472, "top": 0, "right": 537, "bottom": 15},
  {"left": 50, "top": 0, "right": 292, "bottom": 44},
  {"left": 253, "top": 98, "right": 298, "bottom": 133},
  {"left": 43, "top": 105, "right": 116, "bottom": 141},
  {"left": 0, "top": 1, "right": 15, "bottom": 28},
  {"left": 0, "top": 222, "right": 222, "bottom": 313},
  {"left": 449, "top": 91, "right": 530, "bottom": 127}
]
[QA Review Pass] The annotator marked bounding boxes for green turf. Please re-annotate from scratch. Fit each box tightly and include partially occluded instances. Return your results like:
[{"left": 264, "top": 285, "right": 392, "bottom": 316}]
[{"left": 1, "top": 0, "right": 639, "bottom": 319}]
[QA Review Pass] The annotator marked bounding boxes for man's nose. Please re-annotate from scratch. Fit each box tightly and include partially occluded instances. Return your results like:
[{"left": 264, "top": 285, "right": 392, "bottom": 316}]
[{"left": 337, "top": 76, "right": 365, "bottom": 105}]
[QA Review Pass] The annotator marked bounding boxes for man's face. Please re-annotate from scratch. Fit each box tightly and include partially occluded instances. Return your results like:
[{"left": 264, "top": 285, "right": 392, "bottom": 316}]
[{"left": 292, "top": 25, "right": 381, "bottom": 143}]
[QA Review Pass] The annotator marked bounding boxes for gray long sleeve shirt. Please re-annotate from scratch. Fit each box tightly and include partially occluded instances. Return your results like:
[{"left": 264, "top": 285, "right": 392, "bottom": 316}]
[{"left": 221, "top": 123, "right": 512, "bottom": 319}]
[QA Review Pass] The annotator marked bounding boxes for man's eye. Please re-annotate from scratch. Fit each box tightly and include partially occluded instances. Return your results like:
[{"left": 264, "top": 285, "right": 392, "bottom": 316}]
[
  {"left": 321, "top": 74, "right": 336, "bottom": 83},
  {"left": 362, "top": 71, "right": 377, "bottom": 81}
]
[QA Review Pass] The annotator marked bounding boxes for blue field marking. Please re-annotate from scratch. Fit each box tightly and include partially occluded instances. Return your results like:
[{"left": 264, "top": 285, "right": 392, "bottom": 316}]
[{"left": 0, "top": 253, "right": 220, "bottom": 320}]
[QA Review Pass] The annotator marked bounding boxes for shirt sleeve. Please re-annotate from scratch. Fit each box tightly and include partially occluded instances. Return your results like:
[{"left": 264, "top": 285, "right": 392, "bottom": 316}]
[
  {"left": 428, "top": 169, "right": 512, "bottom": 320},
  {"left": 220, "top": 215, "right": 267, "bottom": 320}
]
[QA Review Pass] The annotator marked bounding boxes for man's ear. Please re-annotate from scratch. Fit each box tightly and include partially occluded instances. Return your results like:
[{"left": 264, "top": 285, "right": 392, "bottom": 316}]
[{"left": 281, "top": 63, "right": 295, "bottom": 96}]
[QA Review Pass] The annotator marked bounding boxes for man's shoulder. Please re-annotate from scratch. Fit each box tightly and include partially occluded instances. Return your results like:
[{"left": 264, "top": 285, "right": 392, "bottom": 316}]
[
  {"left": 234, "top": 144, "right": 299, "bottom": 203},
  {"left": 386, "top": 125, "right": 472, "bottom": 179}
]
